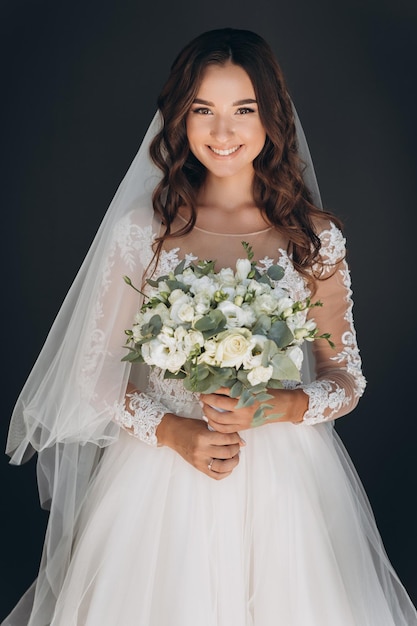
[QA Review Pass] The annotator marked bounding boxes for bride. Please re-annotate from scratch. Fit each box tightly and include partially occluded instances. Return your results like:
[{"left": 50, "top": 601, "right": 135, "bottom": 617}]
[{"left": 3, "top": 27, "right": 417, "bottom": 625}]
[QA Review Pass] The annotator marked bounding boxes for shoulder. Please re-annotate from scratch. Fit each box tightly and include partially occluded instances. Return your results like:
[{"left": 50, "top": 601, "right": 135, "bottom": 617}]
[{"left": 311, "top": 216, "right": 346, "bottom": 264}]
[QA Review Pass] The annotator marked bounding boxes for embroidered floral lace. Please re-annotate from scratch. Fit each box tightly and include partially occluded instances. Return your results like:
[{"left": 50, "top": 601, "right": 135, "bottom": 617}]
[
  {"left": 108, "top": 214, "right": 366, "bottom": 437},
  {"left": 112, "top": 391, "right": 169, "bottom": 446}
]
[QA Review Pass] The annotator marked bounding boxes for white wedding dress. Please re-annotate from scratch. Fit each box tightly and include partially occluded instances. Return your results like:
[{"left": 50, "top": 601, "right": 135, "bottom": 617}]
[
  {"left": 40, "top": 217, "right": 416, "bottom": 626},
  {"left": 4, "top": 214, "right": 416, "bottom": 626}
]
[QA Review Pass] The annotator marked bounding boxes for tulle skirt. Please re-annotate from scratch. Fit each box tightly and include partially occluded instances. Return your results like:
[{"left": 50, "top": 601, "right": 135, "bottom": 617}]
[{"left": 46, "top": 420, "right": 416, "bottom": 626}]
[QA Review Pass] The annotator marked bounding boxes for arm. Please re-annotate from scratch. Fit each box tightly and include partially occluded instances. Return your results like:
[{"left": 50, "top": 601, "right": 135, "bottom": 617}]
[
  {"left": 298, "top": 222, "right": 366, "bottom": 424},
  {"left": 113, "top": 382, "right": 245, "bottom": 479},
  {"left": 201, "top": 222, "right": 366, "bottom": 429}
]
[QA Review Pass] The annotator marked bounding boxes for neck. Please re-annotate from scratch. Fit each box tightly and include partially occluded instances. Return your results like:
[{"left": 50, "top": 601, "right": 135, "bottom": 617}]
[{"left": 197, "top": 171, "right": 255, "bottom": 212}]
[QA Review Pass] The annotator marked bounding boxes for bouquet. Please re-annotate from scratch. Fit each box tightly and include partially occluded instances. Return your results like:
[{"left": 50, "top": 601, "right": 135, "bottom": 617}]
[{"left": 122, "top": 243, "right": 332, "bottom": 424}]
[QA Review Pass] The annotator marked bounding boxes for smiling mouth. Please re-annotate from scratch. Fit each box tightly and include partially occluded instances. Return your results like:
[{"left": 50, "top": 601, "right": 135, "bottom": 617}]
[{"left": 208, "top": 145, "right": 241, "bottom": 156}]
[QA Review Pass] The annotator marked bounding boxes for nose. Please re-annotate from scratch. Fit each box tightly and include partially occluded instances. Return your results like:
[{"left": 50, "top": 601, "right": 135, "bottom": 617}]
[{"left": 209, "top": 116, "right": 234, "bottom": 143}]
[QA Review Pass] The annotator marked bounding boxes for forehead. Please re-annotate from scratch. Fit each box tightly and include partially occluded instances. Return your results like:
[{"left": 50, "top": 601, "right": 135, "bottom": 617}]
[{"left": 196, "top": 63, "right": 256, "bottom": 100}]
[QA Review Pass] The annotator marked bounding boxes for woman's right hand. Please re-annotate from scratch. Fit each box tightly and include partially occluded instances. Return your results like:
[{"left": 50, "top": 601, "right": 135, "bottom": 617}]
[{"left": 156, "top": 413, "right": 245, "bottom": 480}]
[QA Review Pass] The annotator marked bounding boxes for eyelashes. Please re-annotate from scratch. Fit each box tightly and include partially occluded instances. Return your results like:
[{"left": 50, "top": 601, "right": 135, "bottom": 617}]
[{"left": 190, "top": 107, "right": 256, "bottom": 115}]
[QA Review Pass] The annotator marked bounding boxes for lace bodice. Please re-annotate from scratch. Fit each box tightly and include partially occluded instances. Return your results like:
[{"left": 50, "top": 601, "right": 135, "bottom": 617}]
[{"left": 134, "top": 220, "right": 366, "bottom": 425}]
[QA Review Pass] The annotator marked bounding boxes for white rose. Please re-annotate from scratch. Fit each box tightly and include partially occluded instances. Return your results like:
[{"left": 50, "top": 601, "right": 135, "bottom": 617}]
[
  {"left": 286, "top": 345, "right": 304, "bottom": 370},
  {"left": 236, "top": 258, "right": 252, "bottom": 281},
  {"left": 170, "top": 295, "right": 195, "bottom": 324},
  {"left": 214, "top": 329, "right": 252, "bottom": 368},
  {"left": 247, "top": 365, "right": 273, "bottom": 386}
]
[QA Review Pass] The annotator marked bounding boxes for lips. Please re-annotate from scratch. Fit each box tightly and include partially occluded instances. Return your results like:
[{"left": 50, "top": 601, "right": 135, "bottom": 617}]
[{"left": 208, "top": 145, "right": 241, "bottom": 156}]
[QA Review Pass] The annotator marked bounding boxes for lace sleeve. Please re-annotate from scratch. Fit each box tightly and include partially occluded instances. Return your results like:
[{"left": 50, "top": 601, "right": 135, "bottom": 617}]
[
  {"left": 300, "top": 223, "right": 367, "bottom": 425},
  {"left": 112, "top": 391, "right": 169, "bottom": 446}
]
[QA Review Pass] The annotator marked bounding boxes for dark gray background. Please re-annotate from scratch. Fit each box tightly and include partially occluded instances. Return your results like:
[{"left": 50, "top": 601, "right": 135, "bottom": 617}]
[{"left": 1, "top": 0, "right": 416, "bottom": 619}]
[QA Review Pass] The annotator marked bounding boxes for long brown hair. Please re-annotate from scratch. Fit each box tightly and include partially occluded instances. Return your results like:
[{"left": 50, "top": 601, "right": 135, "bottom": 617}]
[{"left": 149, "top": 28, "right": 343, "bottom": 286}]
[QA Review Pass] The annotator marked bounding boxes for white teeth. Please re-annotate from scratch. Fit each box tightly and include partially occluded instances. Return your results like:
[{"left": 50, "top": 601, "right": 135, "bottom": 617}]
[{"left": 210, "top": 146, "right": 240, "bottom": 156}]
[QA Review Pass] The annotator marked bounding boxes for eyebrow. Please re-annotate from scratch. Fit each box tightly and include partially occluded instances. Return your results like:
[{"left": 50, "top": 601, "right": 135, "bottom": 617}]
[{"left": 193, "top": 98, "right": 258, "bottom": 106}]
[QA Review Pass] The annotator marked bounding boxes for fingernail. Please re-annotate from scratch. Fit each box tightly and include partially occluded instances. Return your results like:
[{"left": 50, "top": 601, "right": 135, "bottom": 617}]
[
  {"left": 202, "top": 414, "right": 208, "bottom": 423},
  {"left": 239, "top": 437, "right": 246, "bottom": 446}
]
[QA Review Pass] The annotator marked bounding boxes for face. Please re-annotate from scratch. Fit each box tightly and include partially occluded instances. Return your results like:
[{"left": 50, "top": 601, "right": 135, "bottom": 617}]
[{"left": 186, "top": 62, "right": 266, "bottom": 182}]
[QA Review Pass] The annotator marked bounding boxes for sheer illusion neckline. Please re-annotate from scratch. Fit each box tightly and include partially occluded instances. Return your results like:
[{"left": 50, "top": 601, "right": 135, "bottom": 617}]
[{"left": 176, "top": 212, "right": 273, "bottom": 237}]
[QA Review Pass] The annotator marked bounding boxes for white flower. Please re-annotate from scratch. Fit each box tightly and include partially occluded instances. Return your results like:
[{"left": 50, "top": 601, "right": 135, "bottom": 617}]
[
  {"left": 217, "top": 267, "right": 236, "bottom": 286},
  {"left": 276, "top": 297, "right": 295, "bottom": 316},
  {"left": 236, "top": 258, "right": 252, "bottom": 281},
  {"left": 180, "top": 267, "right": 197, "bottom": 285},
  {"left": 168, "top": 289, "right": 188, "bottom": 304},
  {"left": 287, "top": 345, "right": 304, "bottom": 370},
  {"left": 217, "top": 301, "right": 255, "bottom": 328},
  {"left": 183, "top": 330, "right": 205, "bottom": 353},
  {"left": 253, "top": 293, "right": 279, "bottom": 315},
  {"left": 242, "top": 334, "right": 269, "bottom": 369},
  {"left": 193, "top": 292, "right": 212, "bottom": 315},
  {"left": 164, "top": 351, "right": 188, "bottom": 373},
  {"left": 170, "top": 295, "right": 195, "bottom": 324},
  {"left": 189, "top": 275, "right": 217, "bottom": 299},
  {"left": 293, "top": 319, "right": 317, "bottom": 341},
  {"left": 214, "top": 329, "right": 252, "bottom": 368},
  {"left": 141, "top": 336, "right": 187, "bottom": 373},
  {"left": 198, "top": 339, "right": 217, "bottom": 365},
  {"left": 247, "top": 365, "right": 273, "bottom": 386}
]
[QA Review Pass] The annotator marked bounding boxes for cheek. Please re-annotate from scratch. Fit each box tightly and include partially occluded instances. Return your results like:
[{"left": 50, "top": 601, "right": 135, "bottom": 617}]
[{"left": 186, "top": 117, "right": 203, "bottom": 147}]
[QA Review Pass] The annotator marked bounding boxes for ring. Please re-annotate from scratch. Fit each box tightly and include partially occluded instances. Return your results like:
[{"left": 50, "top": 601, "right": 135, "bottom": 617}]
[{"left": 208, "top": 458, "right": 214, "bottom": 471}]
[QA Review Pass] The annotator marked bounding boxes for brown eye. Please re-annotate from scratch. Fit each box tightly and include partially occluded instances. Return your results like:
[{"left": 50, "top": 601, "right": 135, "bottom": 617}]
[{"left": 236, "top": 108, "right": 255, "bottom": 115}]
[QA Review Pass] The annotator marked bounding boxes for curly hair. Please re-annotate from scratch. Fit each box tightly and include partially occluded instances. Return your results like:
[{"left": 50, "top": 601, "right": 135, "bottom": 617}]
[{"left": 149, "top": 28, "right": 343, "bottom": 288}]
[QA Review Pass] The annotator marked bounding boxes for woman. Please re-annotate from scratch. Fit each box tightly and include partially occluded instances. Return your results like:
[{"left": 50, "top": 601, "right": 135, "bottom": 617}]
[{"left": 3, "top": 28, "right": 416, "bottom": 625}]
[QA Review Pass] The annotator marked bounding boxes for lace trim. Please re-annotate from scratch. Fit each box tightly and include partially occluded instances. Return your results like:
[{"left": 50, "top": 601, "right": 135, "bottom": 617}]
[
  {"left": 300, "top": 225, "right": 367, "bottom": 424},
  {"left": 112, "top": 391, "right": 168, "bottom": 446},
  {"left": 301, "top": 380, "right": 349, "bottom": 425}
]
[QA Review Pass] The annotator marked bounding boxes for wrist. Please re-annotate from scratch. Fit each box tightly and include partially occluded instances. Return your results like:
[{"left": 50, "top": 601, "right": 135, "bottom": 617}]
[
  {"left": 155, "top": 412, "right": 182, "bottom": 448},
  {"left": 265, "top": 388, "right": 308, "bottom": 425}
]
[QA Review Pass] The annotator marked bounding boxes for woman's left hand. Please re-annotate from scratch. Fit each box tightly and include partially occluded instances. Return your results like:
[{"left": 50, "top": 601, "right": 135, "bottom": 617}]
[{"left": 200, "top": 387, "right": 309, "bottom": 432}]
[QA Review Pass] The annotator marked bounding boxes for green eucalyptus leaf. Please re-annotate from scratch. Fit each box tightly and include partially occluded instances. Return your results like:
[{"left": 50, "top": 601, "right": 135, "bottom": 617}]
[
  {"left": 146, "top": 278, "right": 160, "bottom": 288},
  {"left": 173, "top": 259, "right": 187, "bottom": 275},
  {"left": 271, "top": 354, "right": 301, "bottom": 381},
  {"left": 230, "top": 381, "right": 243, "bottom": 398},
  {"left": 195, "top": 311, "right": 227, "bottom": 338},
  {"left": 266, "top": 412, "right": 284, "bottom": 420},
  {"left": 121, "top": 351, "right": 144, "bottom": 363},
  {"left": 254, "top": 393, "right": 274, "bottom": 403},
  {"left": 258, "top": 274, "right": 272, "bottom": 286},
  {"left": 252, "top": 314, "right": 271, "bottom": 335},
  {"left": 268, "top": 321, "right": 294, "bottom": 348},
  {"left": 266, "top": 379, "right": 284, "bottom": 389},
  {"left": 236, "top": 390, "right": 256, "bottom": 409},
  {"left": 163, "top": 369, "right": 186, "bottom": 379},
  {"left": 141, "top": 314, "right": 162, "bottom": 337},
  {"left": 166, "top": 279, "right": 188, "bottom": 292},
  {"left": 267, "top": 264, "right": 285, "bottom": 281}
]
